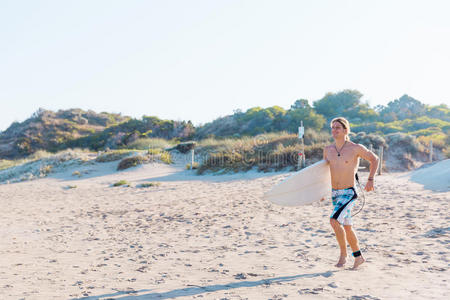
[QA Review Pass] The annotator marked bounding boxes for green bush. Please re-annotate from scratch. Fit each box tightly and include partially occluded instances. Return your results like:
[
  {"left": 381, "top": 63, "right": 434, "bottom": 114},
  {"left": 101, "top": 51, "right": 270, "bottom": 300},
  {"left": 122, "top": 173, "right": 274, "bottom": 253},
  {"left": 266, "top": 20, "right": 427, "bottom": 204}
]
[
  {"left": 113, "top": 180, "right": 129, "bottom": 186},
  {"left": 416, "top": 133, "right": 447, "bottom": 150},
  {"left": 117, "top": 156, "right": 145, "bottom": 170},
  {"left": 160, "top": 151, "right": 173, "bottom": 164},
  {"left": 186, "top": 162, "right": 199, "bottom": 170},
  {"left": 148, "top": 148, "right": 162, "bottom": 155},
  {"left": 173, "top": 141, "right": 196, "bottom": 153},
  {"left": 138, "top": 182, "right": 161, "bottom": 188},
  {"left": 40, "top": 165, "right": 53, "bottom": 175}
]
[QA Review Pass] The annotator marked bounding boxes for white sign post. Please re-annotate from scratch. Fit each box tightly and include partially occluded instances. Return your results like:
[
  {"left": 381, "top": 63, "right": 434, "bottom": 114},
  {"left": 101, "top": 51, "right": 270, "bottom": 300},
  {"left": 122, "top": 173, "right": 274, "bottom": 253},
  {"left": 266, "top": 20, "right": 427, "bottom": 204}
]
[
  {"left": 298, "top": 125, "right": 304, "bottom": 139},
  {"left": 298, "top": 121, "right": 305, "bottom": 169}
]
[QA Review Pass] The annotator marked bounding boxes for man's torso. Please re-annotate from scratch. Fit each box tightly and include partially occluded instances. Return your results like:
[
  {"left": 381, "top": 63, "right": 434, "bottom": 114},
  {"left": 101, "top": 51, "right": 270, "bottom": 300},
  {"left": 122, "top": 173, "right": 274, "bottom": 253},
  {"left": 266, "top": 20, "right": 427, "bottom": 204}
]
[{"left": 325, "top": 142, "right": 360, "bottom": 189}]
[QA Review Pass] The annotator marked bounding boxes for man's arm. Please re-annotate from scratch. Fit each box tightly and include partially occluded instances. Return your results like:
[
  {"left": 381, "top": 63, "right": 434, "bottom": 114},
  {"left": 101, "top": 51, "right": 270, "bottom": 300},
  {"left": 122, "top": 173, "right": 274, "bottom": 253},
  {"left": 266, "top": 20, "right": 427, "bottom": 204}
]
[{"left": 357, "top": 144, "right": 379, "bottom": 192}]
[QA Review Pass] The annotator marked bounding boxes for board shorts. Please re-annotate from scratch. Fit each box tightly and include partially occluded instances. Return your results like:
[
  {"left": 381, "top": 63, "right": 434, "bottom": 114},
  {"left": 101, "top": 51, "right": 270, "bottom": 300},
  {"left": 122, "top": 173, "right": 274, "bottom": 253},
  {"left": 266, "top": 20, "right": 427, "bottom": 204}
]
[{"left": 330, "top": 187, "right": 357, "bottom": 225}]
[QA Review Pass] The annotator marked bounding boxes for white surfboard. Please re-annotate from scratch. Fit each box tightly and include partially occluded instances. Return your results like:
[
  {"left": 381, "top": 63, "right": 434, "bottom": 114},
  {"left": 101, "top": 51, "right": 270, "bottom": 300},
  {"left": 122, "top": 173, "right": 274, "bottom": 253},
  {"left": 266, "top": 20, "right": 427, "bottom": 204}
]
[{"left": 264, "top": 160, "right": 331, "bottom": 206}]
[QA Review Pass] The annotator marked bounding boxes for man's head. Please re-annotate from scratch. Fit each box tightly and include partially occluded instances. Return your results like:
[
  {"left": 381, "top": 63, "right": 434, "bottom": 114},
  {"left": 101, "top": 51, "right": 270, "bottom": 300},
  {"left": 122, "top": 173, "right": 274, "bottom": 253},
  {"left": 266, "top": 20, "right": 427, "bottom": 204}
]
[{"left": 330, "top": 117, "right": 350, "bottom": 141}]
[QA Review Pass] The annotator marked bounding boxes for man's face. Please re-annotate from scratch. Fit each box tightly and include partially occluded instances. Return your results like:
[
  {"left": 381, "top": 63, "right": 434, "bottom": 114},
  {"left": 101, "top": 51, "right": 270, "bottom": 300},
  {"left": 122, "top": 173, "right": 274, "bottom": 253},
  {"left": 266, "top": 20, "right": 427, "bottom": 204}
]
[{"left": 331, "top": 121, "right": 346, "bottom": 139}]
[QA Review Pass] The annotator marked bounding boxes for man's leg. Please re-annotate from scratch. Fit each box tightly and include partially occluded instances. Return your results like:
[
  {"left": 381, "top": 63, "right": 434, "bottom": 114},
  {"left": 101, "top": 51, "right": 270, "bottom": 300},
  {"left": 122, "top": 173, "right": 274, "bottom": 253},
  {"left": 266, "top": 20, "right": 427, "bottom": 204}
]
[
  {"left": 344, "top": 225, "right": 365, "bottom": 269},
  {"left": 330, "top": 218, "right": 347, "bottom": 267}
]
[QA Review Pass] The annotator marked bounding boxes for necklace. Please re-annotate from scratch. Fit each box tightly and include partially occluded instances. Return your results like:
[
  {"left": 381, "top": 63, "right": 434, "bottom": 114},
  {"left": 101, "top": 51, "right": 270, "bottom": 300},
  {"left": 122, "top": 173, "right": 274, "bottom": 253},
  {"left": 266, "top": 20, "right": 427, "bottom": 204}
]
[{"left": 334, "top": 141, "right": 347, "bottom": 157}]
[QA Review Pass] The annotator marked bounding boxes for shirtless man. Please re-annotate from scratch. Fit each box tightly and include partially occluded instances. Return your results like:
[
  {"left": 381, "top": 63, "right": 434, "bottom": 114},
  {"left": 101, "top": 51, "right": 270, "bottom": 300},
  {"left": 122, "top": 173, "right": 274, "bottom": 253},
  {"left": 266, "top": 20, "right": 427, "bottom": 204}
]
[{"left": 323, "top": 117, "right": 379, "bottom": 270}]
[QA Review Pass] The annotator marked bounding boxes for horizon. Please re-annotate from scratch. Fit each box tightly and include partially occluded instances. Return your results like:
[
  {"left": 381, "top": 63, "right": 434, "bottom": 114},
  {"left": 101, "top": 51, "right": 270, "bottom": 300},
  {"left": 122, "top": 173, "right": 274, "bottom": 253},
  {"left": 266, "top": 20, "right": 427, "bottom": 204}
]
[
  {"left": 0, "top": 91, "right": 447, "bottom": 132},
  {"left": 1, "top": 0, "right": 449, "bottom": 131}
]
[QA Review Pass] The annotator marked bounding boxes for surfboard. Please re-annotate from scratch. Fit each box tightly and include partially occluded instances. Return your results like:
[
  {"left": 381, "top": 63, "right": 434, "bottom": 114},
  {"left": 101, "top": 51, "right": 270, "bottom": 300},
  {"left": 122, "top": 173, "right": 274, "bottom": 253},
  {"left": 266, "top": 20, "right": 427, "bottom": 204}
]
[{"left": 263, "top": 160, "right": 331, "bottom": 206}]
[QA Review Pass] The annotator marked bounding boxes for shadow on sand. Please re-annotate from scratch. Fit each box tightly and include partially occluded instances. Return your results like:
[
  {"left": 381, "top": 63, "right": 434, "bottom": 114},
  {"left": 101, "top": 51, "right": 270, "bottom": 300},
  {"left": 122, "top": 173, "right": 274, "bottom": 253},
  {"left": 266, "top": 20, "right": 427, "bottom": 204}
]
[{"left": 75, "top": 271, "right": 334, "bottom": 300}]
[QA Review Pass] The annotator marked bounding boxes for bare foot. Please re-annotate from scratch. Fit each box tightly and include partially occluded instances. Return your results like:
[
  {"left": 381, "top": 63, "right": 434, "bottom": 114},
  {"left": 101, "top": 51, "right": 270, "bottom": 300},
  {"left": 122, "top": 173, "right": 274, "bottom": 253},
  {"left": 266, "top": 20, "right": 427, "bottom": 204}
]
[
  {"left": 351, "top": 256, "right": 365, "bottom": 270},
  {"left": 335, "top": 256, "right": 347, "bottom": 267}
]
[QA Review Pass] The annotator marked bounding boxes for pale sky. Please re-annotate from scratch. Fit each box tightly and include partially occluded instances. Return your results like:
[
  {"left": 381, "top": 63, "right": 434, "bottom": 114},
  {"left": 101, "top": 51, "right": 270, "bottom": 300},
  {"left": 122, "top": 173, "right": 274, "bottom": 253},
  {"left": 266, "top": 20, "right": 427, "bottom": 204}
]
[{"left": 1, "top": 0, "right": 449, "bottom": 131}]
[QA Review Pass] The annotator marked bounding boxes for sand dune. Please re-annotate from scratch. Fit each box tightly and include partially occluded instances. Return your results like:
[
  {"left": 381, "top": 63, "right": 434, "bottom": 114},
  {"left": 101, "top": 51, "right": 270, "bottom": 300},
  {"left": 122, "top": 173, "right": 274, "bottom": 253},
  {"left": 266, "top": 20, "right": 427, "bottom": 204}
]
[
  {"left": 409, "top": 159, "right": 450, "bottom": 192},
  {"left": 0, "top": 160, "right": 448, "bottom": 299}
]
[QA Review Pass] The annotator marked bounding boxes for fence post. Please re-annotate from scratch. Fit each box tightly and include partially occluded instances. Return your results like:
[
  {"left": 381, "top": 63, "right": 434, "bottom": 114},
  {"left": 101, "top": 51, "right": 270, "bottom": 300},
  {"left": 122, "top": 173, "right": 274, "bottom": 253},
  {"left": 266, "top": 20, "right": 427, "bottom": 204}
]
[
  {"left": 429, "top": 140, "right": 433, "bottom": 163},
  {"left": 377, "top": 147, "right": 383, "bottom": 175},
  {"left": 298, "top": 121, "right": 305, "bottom": 170}
]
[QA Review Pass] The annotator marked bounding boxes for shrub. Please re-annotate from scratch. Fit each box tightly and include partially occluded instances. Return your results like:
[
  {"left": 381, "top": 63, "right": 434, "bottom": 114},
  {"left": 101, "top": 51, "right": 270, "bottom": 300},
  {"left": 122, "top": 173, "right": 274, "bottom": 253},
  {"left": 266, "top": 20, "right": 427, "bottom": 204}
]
[
  {"left": 303, "top": 129, "right": 332, "bottom": 145},
  {"left": 113, "top": 180, "right": 129, "bottom": 187},
  {"left": 148, "top": 148, "right": 162, "bottom": 155},
  {"left": 160, "top": 151, "right": 173, "bottom": 164},
  {"left": 138, "top": 182, "right": 161, "bottom": 188},
  {"left": 40, "top": 165, "right": 53, "bottom": 175},
  {"left": 29, "top": 150, "right": 53, "bottom": 160},
  {"left": 117, "top": 156, "right": 145, "bottom": 170},
  {"left": 186, "top": 162, "right": 199, "bottom": 169},
  {"left": 72, "top": 171, "right": 81, "bottom": 177},
  {"left": 349, "top": 132, "right": 387, "bottom": 150},
  {"left": 385, "top": 133, "right": 423, "bottom": 154},
  {"left": 445, "top": 147, "right": 450, "bottom": 159},
  {"left": 416, "top": 133, "right": 446, "bottom": 150},
  {"left": 173, "top": 141, "right": 196, "bottom": 153}
]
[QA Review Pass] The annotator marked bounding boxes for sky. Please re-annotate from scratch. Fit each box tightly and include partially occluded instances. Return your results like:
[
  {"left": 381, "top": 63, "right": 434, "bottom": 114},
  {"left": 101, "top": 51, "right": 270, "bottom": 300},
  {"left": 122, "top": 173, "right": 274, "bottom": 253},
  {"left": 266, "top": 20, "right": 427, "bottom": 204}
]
[{"left": 1, "top": 0, "right": 449, "bottom": 131}]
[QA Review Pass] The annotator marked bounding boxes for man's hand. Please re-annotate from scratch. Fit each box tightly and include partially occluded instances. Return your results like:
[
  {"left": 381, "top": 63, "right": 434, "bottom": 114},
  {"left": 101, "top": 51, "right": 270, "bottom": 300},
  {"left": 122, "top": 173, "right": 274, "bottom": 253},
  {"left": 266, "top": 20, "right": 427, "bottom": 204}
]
[{"left": 365, "top": 180, "right": 374, "bottom": 192}]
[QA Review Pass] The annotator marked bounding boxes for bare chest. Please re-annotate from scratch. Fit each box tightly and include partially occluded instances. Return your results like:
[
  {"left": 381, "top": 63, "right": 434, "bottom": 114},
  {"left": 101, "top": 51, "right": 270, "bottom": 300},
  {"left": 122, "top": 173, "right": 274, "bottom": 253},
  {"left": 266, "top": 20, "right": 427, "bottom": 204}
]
[{"left": 327, "top": 146, "right": 359, "bottom": 167}]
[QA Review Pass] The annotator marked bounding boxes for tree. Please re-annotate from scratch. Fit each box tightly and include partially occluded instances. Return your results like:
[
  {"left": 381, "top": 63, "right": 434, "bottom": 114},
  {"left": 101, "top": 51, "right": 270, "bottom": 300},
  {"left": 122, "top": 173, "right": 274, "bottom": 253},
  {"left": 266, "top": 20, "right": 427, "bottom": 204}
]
[
  {"left": 287, "top": 99, "right": 325, "bottom": 131},
  {"left": 379, "top": 94, "right": 426, "bottom": 122},
  {"left": 290, "top": 99, "right": 311, "bottom": 111},
  {"left": 313, "top": 90, "right": 378, "bottom": 123}
]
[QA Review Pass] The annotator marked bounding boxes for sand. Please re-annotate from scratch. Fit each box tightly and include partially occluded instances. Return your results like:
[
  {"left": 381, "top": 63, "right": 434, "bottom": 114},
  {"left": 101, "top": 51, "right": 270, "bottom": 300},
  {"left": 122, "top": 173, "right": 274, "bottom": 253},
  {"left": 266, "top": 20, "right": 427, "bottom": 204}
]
[
  {"left": 0, "top": 159, "right": 449, "bottom": 299},
  {"left": 409, "top": 159, "right": 450, "bottom": 192}
]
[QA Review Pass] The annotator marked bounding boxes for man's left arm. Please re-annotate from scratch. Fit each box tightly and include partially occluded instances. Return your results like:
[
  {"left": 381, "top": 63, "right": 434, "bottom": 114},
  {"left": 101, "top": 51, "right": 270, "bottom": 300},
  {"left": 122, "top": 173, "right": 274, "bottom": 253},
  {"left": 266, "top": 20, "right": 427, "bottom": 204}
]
[{"left": 357, "top": 144, "right": 379, "bottom": 192}]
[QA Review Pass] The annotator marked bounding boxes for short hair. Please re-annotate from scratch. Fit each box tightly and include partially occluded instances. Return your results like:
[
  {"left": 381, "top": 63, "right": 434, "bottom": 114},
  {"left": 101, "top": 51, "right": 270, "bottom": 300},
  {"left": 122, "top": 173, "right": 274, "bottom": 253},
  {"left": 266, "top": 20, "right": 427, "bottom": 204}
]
[{"left": 330, "top": 117, "right": 351, "bottom": 141}]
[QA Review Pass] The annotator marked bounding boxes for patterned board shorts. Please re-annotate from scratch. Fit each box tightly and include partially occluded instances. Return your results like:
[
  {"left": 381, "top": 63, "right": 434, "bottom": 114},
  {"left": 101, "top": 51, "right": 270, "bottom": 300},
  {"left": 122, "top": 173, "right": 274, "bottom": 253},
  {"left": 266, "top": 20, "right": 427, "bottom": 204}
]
[{"left": 330, "top": 187, "right": 358, "bottom": 225}]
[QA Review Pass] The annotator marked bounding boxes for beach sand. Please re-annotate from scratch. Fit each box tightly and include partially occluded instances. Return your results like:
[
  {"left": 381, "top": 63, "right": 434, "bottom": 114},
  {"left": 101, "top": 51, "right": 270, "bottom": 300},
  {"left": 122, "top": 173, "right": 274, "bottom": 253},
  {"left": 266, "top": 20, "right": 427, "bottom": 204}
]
[{"left": 0, "top": 160, "right": 448, "bottom": 299}]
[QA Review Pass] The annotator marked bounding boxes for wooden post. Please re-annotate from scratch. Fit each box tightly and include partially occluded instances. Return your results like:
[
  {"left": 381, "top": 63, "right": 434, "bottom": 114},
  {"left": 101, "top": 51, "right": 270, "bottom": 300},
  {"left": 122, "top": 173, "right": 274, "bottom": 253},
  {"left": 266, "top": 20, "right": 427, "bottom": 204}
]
[
  {"left": 298, "top": 121, "right": 305, "bottom": 170},
  {"left": 377, "top": 147, "right": 383, "bottom": 175},
  {"left": 301, "top": 136, "right": 306, "bottom": 168},
  {"left": 191, "top": 148, "right": 195, "bottom": 169},
  {"left": 429, "top": 140, "right": 433, "bottom": 162}
]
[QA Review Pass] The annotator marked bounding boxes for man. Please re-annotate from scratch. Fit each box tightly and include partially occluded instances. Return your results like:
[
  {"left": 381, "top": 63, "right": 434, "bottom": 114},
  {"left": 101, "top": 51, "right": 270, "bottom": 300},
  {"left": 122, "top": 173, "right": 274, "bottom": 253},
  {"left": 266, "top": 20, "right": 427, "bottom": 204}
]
[{"left": 323, "top": 117, "right": 379, "bottom": 270}]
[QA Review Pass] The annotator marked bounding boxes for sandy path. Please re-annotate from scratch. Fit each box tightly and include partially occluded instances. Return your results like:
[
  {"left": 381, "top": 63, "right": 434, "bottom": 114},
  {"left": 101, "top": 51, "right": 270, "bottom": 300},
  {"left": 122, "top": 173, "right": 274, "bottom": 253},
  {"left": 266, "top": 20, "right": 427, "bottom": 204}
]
[{"left": 0, "top": 162, "right": 448, "bottom": 299}]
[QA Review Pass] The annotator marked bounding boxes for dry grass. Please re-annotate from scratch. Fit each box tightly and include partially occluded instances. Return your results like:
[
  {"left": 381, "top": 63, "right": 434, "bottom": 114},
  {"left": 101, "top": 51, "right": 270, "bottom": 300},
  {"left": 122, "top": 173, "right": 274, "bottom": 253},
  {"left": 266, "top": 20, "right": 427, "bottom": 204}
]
[{"left": 96, "top": 150, "right": 137, "bottom": 162}]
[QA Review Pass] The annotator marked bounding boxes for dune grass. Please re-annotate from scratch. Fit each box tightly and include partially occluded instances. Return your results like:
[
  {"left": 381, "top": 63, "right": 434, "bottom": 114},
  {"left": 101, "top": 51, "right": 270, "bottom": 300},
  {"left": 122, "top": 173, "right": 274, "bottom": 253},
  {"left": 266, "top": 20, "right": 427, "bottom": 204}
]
[
  {"left": 195, "top": 132, "right": 327, "bottom": 174},
  {"left": 126, "top": 138, "right": 174, "bottom": 151},
  {"left": 138, "top": 182, "right": 161, "bottom": 188},
  {"left": 96, "top": 149, "right": 138, "bottom": 162},
  {"left": 113, "top": 180, "right": 129, "bottom": 187}
]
